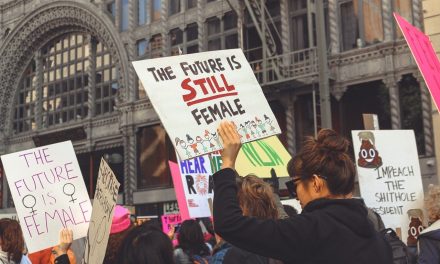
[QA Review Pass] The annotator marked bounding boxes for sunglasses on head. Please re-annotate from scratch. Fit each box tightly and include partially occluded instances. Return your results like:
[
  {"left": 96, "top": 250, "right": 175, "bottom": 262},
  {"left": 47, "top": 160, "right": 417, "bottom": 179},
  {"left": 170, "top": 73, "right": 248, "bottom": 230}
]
[{"left": 285, "top": 175, "right": 328, "bottom": 198}]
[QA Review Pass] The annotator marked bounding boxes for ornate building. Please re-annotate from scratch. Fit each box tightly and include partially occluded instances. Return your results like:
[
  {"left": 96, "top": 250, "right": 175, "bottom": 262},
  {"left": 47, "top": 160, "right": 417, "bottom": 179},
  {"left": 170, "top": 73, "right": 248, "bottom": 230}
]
[{"left": 0, "top": 0, "right": 437, "bottom": 215}]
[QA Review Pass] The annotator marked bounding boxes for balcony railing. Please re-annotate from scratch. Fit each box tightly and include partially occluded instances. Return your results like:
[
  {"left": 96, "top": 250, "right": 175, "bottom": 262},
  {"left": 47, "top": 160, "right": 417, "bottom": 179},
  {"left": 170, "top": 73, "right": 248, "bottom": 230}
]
[{"left": 245, "top": 47, "right": 318, "bottom": 86}]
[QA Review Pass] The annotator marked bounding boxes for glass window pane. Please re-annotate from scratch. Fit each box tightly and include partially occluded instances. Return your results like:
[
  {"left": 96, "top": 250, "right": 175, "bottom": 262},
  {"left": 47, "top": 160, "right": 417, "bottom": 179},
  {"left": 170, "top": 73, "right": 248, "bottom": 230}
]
[
  {"left": 187, "top": 0, "right": 197, "bottom": 9},
  {"left": 137, "top": 39, "right": 148, "bottom": 56},
  {"left": 152, "top": 0, "right": 161, "bottom": 21},
  {"left": 121, "top": 0, "right": 129, "bottom": 31},
  {"left": 362, "top": 0, "right": 384, "bottom": 45},
  {"left": 340, "top": 1, "right": 359, "bottom": 50},
  {"left": 224, "top": 11, "right": 237, "bottom": 30},
  {"left": 186, "top": 23, "right": 198, "bottom": 41},
  {"left": 169, "top": 0, "right": 181, "bottom": 15},
  {"left": 138, "top": 0, "right": 148, "bottom": 25},
  {"left": 207, "top": 18, "right": 221, "bottom": 35}
]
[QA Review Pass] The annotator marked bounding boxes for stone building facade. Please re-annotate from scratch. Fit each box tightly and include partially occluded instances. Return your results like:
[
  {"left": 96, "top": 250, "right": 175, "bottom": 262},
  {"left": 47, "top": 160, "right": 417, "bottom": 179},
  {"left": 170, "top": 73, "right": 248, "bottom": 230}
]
[{"left": 0, "top": 0, "right": 437, "bottom": 215}]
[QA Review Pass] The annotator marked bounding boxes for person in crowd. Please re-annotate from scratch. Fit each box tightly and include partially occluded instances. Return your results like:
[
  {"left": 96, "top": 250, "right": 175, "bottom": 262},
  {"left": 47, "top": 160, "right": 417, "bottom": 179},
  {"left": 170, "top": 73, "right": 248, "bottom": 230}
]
[
  {"left": 103, "top": 205, "right": 133, "bottom": 264},
  {"left": 417, "top": 184, "right": 440, "bottom": 263},
  {"left": 174, "top": 219, "right": 211, "bottom": 264},
  {"left": 0, "top": 218, "right": 24, "bottom": 264},
  {"left": 117, "top": 221, "right": 175, "bottom": 264},
  {"left": 211, "top": 174, "right": 283, "bottom": 264},
  {"left": 213, "top": 121, "right": 393, "bottom": 264}
]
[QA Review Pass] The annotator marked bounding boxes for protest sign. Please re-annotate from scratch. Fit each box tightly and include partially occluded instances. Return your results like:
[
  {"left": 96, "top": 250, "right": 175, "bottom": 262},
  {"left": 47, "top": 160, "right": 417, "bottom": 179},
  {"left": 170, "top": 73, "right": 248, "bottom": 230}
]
[
  {"left": 132, "top": 49, "right": 281, "bottom": 160},
  {"left": 169, "top": 154, "right": 215, "bottom": 219},
  {"left": 352, "top": 130, "right": 424, "bottom": 245},
  {"left": 161, "top": 213, "right": 182, "bottom": 234},
  {"left": 0, "top": 141, "right": 92, "bottom": 253},
  {"left": 236, "top": 136, "right": 291, "bottom": 178},
  {"left": 394, "top": 13, "right": 440, "bottom": 112},
  {"left": 83, "top": 158, "right": 120, "bottom": 264}
]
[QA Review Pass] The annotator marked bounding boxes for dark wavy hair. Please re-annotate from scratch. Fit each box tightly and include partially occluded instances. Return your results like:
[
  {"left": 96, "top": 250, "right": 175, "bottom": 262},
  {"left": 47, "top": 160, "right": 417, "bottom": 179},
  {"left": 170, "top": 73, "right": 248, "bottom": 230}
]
[
  {"left": 0, "top": 218, "right": 24, "bottom": 263},
  {"left": 117, "top": 221, "right": 174, "bottom": 264},
  {"left": 103, "top": 225, "right": 133, "bottom": 264},
  {"left": 177, "top": 219, "right": 210, "bottom": 260},
  {"left": 288, "top": 128, "right": 356, "bottom": 196}
]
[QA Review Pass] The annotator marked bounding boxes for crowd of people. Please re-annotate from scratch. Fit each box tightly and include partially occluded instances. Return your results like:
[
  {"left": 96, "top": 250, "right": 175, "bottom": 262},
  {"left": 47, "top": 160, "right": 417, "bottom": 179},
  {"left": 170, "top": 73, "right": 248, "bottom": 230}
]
[{"left": 0, "top": 121, "right": 439, "bottom": 263}]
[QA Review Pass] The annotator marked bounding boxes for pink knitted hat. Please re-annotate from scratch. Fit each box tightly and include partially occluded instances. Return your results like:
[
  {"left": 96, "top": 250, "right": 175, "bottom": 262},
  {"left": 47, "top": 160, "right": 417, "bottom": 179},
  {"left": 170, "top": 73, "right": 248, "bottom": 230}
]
[{"left": 110, "top": 205, "right": 131, "bottom": 234}]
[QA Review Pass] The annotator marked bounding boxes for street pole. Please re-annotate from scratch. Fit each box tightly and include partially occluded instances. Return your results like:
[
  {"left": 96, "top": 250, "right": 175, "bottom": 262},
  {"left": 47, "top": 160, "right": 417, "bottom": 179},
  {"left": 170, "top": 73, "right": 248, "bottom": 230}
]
[{"left": 316, "top": 0, "right": 332, "bottom": 128}]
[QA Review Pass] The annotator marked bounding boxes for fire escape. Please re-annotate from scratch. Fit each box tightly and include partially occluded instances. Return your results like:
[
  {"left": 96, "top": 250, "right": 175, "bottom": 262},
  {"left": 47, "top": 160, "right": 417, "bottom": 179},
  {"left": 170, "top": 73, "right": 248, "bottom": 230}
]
[{"left": 227, "top": 0, "right": 319, "bottom": 86}]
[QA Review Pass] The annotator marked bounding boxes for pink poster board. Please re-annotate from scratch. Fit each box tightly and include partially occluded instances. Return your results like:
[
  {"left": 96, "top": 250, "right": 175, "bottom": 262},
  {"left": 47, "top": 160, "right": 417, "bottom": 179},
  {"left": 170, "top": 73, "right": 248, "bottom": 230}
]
[
  {"left": 394, "top": 13, "right": 440, "bottom": 112},
  {"left": 169, "top": 161, "right": 190, "bottom": 220},
  {"left": 161, "top": 213, "right": 182, "bottom": 234}
]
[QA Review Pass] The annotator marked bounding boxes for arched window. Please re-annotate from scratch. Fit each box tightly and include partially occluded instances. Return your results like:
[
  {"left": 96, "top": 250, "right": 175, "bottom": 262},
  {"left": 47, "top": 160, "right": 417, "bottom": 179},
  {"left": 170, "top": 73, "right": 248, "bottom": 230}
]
[{"left": 13, "top": 33, "right": 119, "bottom": 133}]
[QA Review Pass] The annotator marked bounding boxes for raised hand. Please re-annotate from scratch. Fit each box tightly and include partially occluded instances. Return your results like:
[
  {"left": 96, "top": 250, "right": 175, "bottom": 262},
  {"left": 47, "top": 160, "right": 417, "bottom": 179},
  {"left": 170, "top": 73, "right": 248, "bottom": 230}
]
[{"left": 217, "top": 121, "right": 241, "bottom": 170}]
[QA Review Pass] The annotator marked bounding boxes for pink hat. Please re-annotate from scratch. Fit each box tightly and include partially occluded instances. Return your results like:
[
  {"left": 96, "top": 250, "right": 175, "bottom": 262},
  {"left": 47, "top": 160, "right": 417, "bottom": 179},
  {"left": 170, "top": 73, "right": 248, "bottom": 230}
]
[{"left": 110, "top": 205, "right": 131, "bottom": 234}]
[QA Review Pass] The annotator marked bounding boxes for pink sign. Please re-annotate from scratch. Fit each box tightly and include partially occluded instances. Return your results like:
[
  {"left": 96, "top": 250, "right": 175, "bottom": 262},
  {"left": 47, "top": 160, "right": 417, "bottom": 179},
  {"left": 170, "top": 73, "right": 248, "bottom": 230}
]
[
  {"left": 161, "top": 213, "right": 182, "bottom": 234},
  {"left": 394, "top": 13, "right": 440, "bottom": 112},
  {"left": 169, "top": 161, "right": 190, "bottom": 220}
]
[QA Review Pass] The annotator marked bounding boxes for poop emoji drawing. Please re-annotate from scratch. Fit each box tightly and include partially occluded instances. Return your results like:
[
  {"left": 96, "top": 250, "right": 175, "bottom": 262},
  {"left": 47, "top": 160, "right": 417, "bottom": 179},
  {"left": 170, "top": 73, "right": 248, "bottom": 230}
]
[{"left": 357, "top": 131, "right": 383, "bottom": 169}]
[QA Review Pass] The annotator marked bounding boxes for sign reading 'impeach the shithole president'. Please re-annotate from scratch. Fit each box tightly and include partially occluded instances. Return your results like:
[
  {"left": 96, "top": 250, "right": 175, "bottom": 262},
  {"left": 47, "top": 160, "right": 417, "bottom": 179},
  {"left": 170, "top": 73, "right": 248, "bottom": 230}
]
[{"left": 132, "top": 49, "right": 281, "bottom": 160}]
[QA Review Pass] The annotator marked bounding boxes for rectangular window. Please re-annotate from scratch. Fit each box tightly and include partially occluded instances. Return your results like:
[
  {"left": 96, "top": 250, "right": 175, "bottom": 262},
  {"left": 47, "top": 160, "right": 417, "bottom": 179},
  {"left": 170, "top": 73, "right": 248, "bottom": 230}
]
[
  {"left": 152, "top": 0, "right": 161, "bottom": 21},
  {"left": 137, "top": 125, "right": 175, "bottom": 189},
  {"left": 170, "top": 29, "right": 183, "bottom": 56},
  {"left": 137, "top": 39, "right": 149, "bottom": 56},
  {"left": 362, "top": 0, "right": 383, "bottom": 45},
  {"left": 340, "top": 1, "right": 359, "bottom": 50},
  {"left": 138, "top": 0, "right": 148, "bottom": 25},
  {"left": 394, "top": 0, "right": 412, "bottom": 37},
  {"left": 121, "top": 0, "right": 129, "bottom": 31},
  {"left": 169, "top": 0, "right": 180, "bottom": 15},
  {"left": 187, "top": 0, "right": 197, "bottom": 9},
  {"left": 107, "top": 1, "right": 116, "bottom": 17}
]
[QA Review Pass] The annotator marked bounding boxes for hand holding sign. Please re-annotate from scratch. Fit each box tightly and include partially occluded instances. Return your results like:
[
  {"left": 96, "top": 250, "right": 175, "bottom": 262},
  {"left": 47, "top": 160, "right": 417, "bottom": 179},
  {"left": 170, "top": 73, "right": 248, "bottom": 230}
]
[{"left": 218, "top": 121, "right": 242, "bottom": 170}]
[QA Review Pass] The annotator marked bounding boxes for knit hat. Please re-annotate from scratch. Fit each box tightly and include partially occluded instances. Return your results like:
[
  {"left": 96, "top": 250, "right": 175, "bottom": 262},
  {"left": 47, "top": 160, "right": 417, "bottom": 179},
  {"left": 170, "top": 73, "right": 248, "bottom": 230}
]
[{"left": 110, "top": 205, "right": 131, "bottom": 234}]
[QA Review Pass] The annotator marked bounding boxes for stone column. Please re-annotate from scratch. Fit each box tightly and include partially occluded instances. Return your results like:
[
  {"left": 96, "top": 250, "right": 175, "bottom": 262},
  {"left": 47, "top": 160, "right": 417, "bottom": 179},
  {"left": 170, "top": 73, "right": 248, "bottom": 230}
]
[
  {"left": 197, "top": 0, "right": 205, "bottom": 51},
  {"left": 328, "top": 0, "right": 340, "bottom": 54},
  {"left": 412, "top": 0, "right": 422, "bottom": 29},
  {"left": 382, "top": 0, "right": 393, "bottom": 42},
  {"left": 115, "top": 0, "right": 122, "bottom": 31},
  {"left": 285, "top": 96, "right": 297, "bottom": 156},
  {"left": 161, "top": 0, "right": 168, "bottom": 56},
  {"left": 87, "top": 37, "right": 97, "bottom": 118},
  {"left": 236, "top": 2, "right": 244, "bottom": 50},
  {"left": 35, "top": 51, "right": 43, "bottom": 129},
  {"left": 384, "top": 77, "right": 401, "bottom": 129},
  {"left": 123, "top": 126, "right": 137, "bottom": 205},
  {"left": 415, "top": 74, "right": 434, "bottom": 156}
]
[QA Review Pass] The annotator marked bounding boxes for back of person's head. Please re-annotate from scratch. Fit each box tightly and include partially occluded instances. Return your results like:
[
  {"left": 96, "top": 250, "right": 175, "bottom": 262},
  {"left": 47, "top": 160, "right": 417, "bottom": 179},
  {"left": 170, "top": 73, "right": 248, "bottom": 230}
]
[
  {"left": 0, "top": 218, "right": 24, "bottom": 263},
  {"left": 117, "top": 221, "right": 174, "bottom": 264},
  {"left": 236, "top": 175, "right": 278, "bottom": 220},
  {"left": 178, "top": 219, "right": 210, "bottom": 257},
  {"left": 426, "top": 184, "right": 440, "bottom": 223},
  {"left": 104, "top": 205, "right": 133, "bottom": 264},
  {"left": 287, "top": 129, "right": 355, "bottom": 196}
]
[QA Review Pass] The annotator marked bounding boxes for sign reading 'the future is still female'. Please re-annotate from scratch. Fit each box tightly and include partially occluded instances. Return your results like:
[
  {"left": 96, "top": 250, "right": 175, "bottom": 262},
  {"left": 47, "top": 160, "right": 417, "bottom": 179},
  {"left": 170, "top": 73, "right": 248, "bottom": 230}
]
[{"left": 132, "top": 49, "right": 281, "bottom": 160}]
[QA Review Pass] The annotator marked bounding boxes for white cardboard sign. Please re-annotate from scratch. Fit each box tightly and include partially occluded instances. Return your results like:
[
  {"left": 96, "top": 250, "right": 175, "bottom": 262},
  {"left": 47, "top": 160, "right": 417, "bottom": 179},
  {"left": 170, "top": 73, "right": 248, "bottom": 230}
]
[
  {"left": 83, "top": 158, "right": 120, "bottom": 264},
  {"left": 1, "top": 141, "right": 92, "bottom": 253},
  {"left": 132, "top": 49, "right": 281, "bottom": 160},
  {"left": 352, "top": 130, "right": 424, "bottom": 244}
]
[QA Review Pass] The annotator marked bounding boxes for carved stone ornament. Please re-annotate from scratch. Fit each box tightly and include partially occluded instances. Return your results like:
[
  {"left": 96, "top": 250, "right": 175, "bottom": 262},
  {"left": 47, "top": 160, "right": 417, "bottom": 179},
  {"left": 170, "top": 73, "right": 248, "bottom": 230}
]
[{"left": 0, "top": 1, "right": 130, "bottom": 136}]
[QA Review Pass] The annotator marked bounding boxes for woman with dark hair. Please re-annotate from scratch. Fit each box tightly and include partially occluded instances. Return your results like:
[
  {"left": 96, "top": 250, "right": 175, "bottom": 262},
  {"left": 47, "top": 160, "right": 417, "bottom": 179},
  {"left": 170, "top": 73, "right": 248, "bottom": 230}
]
[
  {"left": 0, "top": 219, "right": 24, "bottom": 264},
  {"left": 212, "top": 121, "right": 393, "bottom": 264},
  {"left": 117, "top": 221, "right": 174, "bottom": 264},
  {"left": 174, "top": 219, "right": 211, "bottom": 264}
]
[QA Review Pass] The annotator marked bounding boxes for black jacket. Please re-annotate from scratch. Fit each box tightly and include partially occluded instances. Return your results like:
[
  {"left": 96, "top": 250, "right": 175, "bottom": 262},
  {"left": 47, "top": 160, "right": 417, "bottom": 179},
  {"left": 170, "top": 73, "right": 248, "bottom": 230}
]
[{"left": 213, "top": 168, "right": 393, "bottom": 264}]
